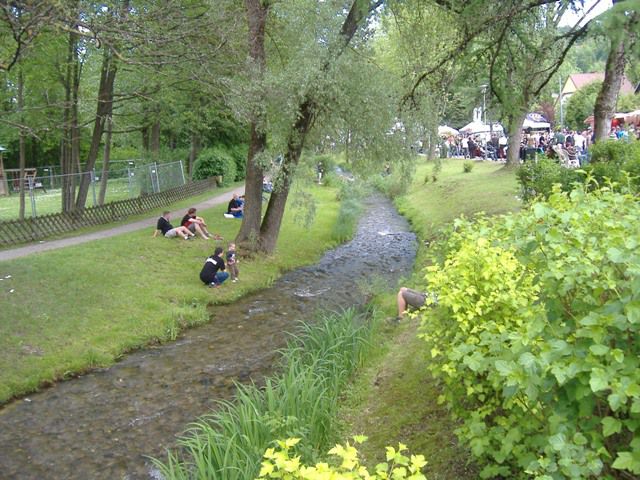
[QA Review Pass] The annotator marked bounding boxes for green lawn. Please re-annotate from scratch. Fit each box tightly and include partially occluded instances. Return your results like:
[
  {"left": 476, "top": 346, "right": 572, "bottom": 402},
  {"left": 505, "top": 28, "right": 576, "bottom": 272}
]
[
  {"left": 339, "top": 158, "right": 521, "bottom": 479},
  {"left": 0, "top": 183, "right": 343, "bottom": 404},
  {"left": 0, "top": 177, "right": 134, "bottom": 220}
]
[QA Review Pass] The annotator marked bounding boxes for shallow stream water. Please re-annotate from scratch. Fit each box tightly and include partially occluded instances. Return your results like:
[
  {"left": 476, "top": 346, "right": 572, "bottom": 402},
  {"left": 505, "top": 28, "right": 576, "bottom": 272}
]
[{"left": 0, "top": 194, "right": 417, "bottom": 479}]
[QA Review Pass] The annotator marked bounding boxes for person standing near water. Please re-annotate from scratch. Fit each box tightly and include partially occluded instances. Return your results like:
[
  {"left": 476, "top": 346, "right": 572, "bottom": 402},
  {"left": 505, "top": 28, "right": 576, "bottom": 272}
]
[{"left": 200, "top": 247, "right": 229, "bottom": 287}]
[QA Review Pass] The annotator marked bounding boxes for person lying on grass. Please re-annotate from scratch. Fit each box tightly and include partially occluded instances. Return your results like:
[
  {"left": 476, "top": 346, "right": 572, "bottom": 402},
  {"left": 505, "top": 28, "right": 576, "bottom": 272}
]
[
  {"left": 181, "top": 207, "right": 215, "bottom": 240},
  {"left": 153, "top": 211, "right": 195, "bottom": 240},
  {"left": 395, "top": 287, "right": 437, "bottom": 320},
  {"left": 200, "top": 247, "right": 229, "bottom": 288}
]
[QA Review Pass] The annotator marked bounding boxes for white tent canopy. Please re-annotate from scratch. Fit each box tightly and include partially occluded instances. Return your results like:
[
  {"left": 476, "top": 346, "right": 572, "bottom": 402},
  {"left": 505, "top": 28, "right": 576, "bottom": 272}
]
[
  {"left": 522, "top": 118, "right": 550, "bottom": 130},
  {"left": 438, "top": 125, "right": 459, "bottom": 136},
  {"left": 460, "top": 121, "right": 503, "bottom": 134}
]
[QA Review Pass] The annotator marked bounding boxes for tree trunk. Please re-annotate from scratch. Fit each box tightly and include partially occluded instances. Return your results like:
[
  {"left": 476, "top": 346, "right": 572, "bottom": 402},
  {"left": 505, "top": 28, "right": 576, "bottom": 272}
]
[
  {"left": 150, "top": 119, "right": 161, "bottom": 158},
  {"left": 236, "top": 0, "right": 269, "bottom": 246},
  {"left": 141, "top": 125, "right": 150, "bottom": 151},
  {"left": 593, "top": 17, "right": 628, "bottom": 141},
  {"left": 18, "top": 68, "right": 26, "bottom": 220},
  {"left": 505, "top": 110, "right": 527, "bottom": 167},
  {"left": 76, "top": 45, "right": 117, "bottom": 209},
  {"left": 257, "top": 0, "right": 378, "bottom": 253},
  {"left": 188, "top": 133, "right": 200, "bottom": 180},
  {"left": 70, "top": 44, "right": 81, "bottom": 206},
  {"left": 61, "top": 24, "right": 79, "bottom": 213},
  {"left": 258, "top": 99, "right": 314, "bottom": 252},
  {"left": 593, "top": 0, "right": 639, "bottom": 142},
  {"left": 98, "top": 115, "right": 112, "bottom": 205}
]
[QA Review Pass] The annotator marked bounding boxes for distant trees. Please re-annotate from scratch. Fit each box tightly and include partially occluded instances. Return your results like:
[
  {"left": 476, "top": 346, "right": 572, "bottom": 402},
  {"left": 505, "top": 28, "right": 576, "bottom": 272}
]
[
  {"left": 0, "top": 0, "right": 245, "bottom": 211},
  {"left": 565, "top": 81, "right": 602, "bottom": 131}
]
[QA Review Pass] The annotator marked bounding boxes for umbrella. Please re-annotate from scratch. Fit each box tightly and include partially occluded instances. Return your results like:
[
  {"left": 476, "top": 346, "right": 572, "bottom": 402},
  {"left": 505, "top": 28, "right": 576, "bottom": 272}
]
[{"left": 438, "top": 125, "right": 459, "bottom": 136}]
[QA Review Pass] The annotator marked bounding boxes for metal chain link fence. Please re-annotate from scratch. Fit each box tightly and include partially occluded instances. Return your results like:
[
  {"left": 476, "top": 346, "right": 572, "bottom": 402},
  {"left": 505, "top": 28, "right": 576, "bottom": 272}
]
[{"left": 0, "top": 160, "right": 186, "bottom": 220}]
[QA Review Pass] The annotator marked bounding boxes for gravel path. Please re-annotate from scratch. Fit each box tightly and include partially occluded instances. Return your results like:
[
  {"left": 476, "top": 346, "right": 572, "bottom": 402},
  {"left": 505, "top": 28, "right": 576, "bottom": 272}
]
[{"left": 0, "top": 186, "right": 245, "bottom": 262}]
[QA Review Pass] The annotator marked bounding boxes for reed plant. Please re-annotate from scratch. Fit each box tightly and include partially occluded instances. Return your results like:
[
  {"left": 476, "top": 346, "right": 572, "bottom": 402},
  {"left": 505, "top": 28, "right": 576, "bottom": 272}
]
[
  {"left": 153, "top": 307, "right": 376, "bottom": 479},
  {"left": 330, "top": 182, "right": 365, "bottom": 243}
]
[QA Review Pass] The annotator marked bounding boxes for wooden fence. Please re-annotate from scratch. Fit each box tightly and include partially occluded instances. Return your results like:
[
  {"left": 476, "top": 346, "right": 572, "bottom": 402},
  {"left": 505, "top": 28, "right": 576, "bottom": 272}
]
[{"left": 0, "top": 178, "right": 218, "bottom": 247}]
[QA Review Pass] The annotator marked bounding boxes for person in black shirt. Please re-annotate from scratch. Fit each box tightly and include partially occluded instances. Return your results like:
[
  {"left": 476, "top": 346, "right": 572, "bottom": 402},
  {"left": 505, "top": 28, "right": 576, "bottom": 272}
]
[
  {"left": 227, "top": 193, "right": 243, "bottom": 218},
  {"left": 153, "top": 211, "right": 194, "bottom": 240},
  {"left": 200, "top": 247, "right": 229, "bottom": 287}
]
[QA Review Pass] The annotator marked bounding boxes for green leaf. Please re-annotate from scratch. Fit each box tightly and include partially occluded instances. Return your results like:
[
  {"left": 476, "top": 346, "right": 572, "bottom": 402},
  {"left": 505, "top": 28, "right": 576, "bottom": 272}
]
[
  {"left": 589, "top": 344, "right": 610, "bottom": 356},
  {"left": 549, "top": 433, "right": 566, "bottom": 451},
  {"left": 625, "top": 301, "right": 640, "bottom": 324},
  {"left": 590, "top": 368, "right": 609, "bottom": 393},
  {"left": 518, "top": 352, "right": 537, "bottom": 374},
  {"left": 602, "top": 416, "right": 622, "bottom": 437},
  {"left": 607, "top": 247, "right": 626, "bottom": 263},
  {"left": 612, "top": 451, "right": 640, "bottom": 474},
  {"left": 495, "top": 360, "right": 514, "bottom": 377}
]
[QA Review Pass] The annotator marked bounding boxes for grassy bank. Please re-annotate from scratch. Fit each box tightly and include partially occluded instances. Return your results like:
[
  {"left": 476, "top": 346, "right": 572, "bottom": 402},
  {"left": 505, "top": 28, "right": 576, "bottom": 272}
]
[
  {"left": 339, "top": 158, "right": 521, "bottom": 479},
  {"left": 0, "top": 184, "right": 343, "bottom": 404}
]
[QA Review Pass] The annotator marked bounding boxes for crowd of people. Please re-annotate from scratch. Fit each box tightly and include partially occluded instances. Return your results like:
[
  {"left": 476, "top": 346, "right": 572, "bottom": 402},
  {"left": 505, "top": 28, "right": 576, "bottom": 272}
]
[
  {"left": 153, "top": 194, "right": 245, "bottom": 288},
  {"left": 441, "top": 122, "right": 638, "bottom": 166}
]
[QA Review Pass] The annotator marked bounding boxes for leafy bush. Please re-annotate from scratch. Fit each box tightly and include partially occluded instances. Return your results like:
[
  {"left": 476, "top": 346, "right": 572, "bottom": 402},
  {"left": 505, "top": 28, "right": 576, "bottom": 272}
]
[
  {"left": 590, "top": 140, "right": 640, "bottom": 165},
  {"left": 516, "top": 157, "right": 582, "bottom": 201},
  {"left": 192, "top": 146, "right": 237, "bottom": 186},
  {"left": 463, "top": 161, "right": 474, "bottom": 173},
  {"left": 517, "top": 142, "right": 640, "bottom": 202},
  {"left": 257, "top": 437, "right": 427, "bottom": 479},
  {"left": 418, "top": 186, "right": 640, "bottom": 479},
  {"left": 229, "top": 144, "right": 248, "bottom": 181},
  {"left": 371, "top": 171, "right": 409, "bottom": 197}
]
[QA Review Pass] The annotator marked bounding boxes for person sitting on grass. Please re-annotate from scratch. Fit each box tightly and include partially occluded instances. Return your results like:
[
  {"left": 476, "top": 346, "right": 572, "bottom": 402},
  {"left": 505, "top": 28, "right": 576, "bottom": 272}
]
[
  {"left": 181, "top": 207, "right": 213, "bottom": 240},
  {"left": 226, "top": 193, "right": 244, "bottom": 218},
  {"left": 200, "top": 247, "right": 229, "bottom": 288},
  {"left": 153, "top": 211, "right": 195, "bottom": 240}
]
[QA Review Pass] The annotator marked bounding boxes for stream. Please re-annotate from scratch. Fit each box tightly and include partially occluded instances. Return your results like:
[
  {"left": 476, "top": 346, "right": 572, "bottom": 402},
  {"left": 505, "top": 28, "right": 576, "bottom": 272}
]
[{"left": 0, "top": 194, "right": 417, "bottom": 480}]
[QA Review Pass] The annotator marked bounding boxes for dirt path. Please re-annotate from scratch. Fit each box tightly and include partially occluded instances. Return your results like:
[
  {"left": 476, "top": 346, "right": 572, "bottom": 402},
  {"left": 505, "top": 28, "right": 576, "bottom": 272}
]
[{"left": 0, "top": 186, "right": 245, "bottom": 262}]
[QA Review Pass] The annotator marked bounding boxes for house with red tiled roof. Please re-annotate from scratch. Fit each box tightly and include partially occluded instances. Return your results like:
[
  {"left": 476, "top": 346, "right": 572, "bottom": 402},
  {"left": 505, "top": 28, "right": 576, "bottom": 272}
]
[{"left": 560, "top": 72, "right": 635, "bottom": 103}]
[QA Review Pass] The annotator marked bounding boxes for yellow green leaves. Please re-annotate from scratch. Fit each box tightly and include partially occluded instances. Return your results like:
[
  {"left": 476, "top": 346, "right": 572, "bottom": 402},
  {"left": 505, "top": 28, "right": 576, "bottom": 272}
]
[
  {"left": 416, "top": 187, "right": 640, "bottom": 478},
  {"left": 256, "top": 438, "right": 427, "bottom": 480}
]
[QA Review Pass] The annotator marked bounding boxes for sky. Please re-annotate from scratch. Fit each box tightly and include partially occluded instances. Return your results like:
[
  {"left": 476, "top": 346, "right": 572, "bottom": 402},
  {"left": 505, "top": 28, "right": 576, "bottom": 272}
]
[{"left": 559, "top": 0, "right": 612, "bottom": 27}]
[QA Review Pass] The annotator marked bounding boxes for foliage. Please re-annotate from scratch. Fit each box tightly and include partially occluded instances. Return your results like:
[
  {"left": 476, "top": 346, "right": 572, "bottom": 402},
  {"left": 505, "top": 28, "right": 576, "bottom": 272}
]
[
  {"left": 564, "top": 81, "right": 602, "bottom": 131},
  {"left": 330, "top": 184, "right": 363, "bottom": 244},
  {"left": 517, "top": 142, "right": 640, "bottom": 201},
  {"left": 590, "top": 140, "right": 640, "bottom": 165},
  {"left": 192, "top": 146, "right": 237, "bottom": 185},
  {"left": 154, "top": 308, "right": 376, "bottom": 480},
  {"left": 418, "top": 186, "right": 640, "bottom": 479},
  {"left": 462, "top": 161, "right": 474, "bottom": 173},
  {"left": 516, "top": 157, "right": 582, "bottom": 202},
  {"left": 229, "top": 144, "right": 248, "bottom": 181},
  {"left": 257, "top": 437, "right": 427, "bottom": 480},
  {"left": 617, "top": 93, "right": 640, "bottom": 113}
]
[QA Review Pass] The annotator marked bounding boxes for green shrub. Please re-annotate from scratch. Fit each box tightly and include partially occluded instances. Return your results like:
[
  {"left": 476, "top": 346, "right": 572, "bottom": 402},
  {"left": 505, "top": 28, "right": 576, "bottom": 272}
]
[
  {"left": 418, "top": 186, "right": 640, "bottom": 479},
  {"left": 463, "top": 160, "right": 474, "bottom": 173},
  {"left": 589, "top": 140, "right": 640, "bottom": 165},
  {"left": 516, "top": 157, "right": 582, "bottom": 201},
  {"left": 229, "top": 144, "right": 248, "bottom": 181},
  {"left": 192, "top": 146, "right": 237, "bottom": 186}
]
